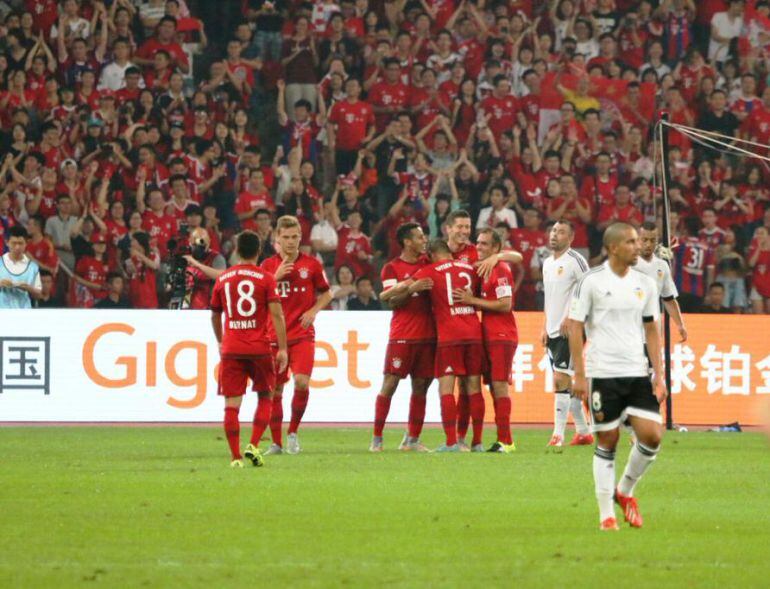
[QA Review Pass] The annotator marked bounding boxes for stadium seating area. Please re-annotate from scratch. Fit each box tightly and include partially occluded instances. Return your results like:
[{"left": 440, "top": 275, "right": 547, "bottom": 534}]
[{"left": 1, "top": 0, "right": 770, "bottom": 312}]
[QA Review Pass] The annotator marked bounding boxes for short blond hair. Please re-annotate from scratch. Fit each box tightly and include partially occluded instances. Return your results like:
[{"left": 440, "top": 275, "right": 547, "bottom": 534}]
[{"left": 276, "top": 215, "right": 301, "bottom": 234}]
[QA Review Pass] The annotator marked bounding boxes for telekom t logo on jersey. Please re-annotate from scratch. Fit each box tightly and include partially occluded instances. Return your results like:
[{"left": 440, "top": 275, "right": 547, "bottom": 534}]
[{"left": 276, "top": 282, "right": 291, "bottom": 298}]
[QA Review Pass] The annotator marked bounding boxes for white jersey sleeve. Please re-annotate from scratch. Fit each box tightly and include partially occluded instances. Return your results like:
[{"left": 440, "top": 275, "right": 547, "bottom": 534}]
[
  {"left": 659, "top": 262, "right": 678, "bottom": 299},
  {"left": 568, "top": 270, "right": 594, "bottom": 323},
  {"left": 642, "top": 275, "right": 661, "bottom": 321}
]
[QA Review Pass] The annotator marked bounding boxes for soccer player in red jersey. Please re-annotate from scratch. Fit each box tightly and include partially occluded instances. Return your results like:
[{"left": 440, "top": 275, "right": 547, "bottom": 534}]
[
  {"left": 445, "top": 209, "right": 522, "bottom": 448},
  {"left": 210, "top": 231, "right": 288, "bottom": 468},
  {"left": 453, "top": 228, "right": 517, "bottom": 453},
  {"left": 370, "top": 222, "right": 435, "bottom": 452},
  {"left": 409, "top": 239, "right": 484, "bottom": 452},
  {"left": 260, "top": 216, "right": 332, "bottom": 455}
]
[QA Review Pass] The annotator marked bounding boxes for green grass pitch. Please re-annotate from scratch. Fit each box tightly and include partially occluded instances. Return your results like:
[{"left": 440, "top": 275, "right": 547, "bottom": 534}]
[{"left": 1, "top": 426, "right": 768, "bottom": 588}]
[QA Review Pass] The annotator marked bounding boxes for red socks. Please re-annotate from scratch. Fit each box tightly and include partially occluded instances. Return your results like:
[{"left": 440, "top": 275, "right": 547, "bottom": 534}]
[
  {"left": 270, "top": 395, "right": 283, "bottom": 446},
  {"left": 224, "top": 406, "right": 241, "bottom": 459},
  {"left": 408, "top": 394, "right": 427, "bottom": 439},
  {"left": 469, "top": 392, "right": 485, "bottom": 446},
  {"left": 440, "top": 394, "right": 458, "bottom": 446},
  {"left": 374, "top": 395, "right": 392, "bottom": 437},
  {"left": 250, "top": 393, "right": 272, "bottom": 446},
  {"left": 288, "top": 387, "right": 309, "bottom": 435},
  {"left": 494, "top": 397, "right": 513, "bottom": 445},
  {"left": 457, "top": 393, "right": 470, "bottom": 439}
]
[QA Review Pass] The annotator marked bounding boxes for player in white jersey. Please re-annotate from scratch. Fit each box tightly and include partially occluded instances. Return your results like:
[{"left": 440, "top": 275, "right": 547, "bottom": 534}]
[
  {"left": 541, "top": 220, "right": 593, "bottom": 451},
  {"left": 568, "top": 223, "right": 667, "bottom": 531},
  {"left": 636, "top": 222, "right": 687, "bottom": 343}
]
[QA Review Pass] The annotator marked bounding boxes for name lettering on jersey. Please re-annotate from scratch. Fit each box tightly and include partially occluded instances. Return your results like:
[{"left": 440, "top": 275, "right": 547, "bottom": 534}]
[
  {"left": 450, "top": 305, "right": 476, "bottom": 316},
  {"left": 220, "top": 268, "right": 265, "bottom": 282},
  {"left": 435, "top": 261, "right": 473, "bottom": 272},
  {"left": 228, "top": 319, "right": 257, "bottom": 330}
]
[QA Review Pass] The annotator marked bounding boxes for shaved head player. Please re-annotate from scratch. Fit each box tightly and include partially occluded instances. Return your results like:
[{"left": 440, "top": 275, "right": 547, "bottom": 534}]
[{"left": 569, "top": 223, "right": 667, "bottom": 530}]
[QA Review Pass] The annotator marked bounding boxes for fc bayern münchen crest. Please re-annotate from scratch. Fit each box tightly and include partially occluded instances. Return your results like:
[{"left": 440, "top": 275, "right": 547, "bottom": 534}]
[
  {"left": 392, "top": 357, "right": 402, "bottom": 369},
  {"left": 299, "top": 268, "right": 309, "bottom": 279}
]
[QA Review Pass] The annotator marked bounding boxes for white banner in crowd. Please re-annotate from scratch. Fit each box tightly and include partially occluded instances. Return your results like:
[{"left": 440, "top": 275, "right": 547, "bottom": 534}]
[{"left": 0, "top": 310, "right": 441, "bottom": 423}]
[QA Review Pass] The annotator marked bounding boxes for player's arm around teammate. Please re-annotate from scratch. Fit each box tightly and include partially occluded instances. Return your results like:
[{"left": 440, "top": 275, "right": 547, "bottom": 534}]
[{"left": 453, "top": 228, "right": 516, "bottom": 452}]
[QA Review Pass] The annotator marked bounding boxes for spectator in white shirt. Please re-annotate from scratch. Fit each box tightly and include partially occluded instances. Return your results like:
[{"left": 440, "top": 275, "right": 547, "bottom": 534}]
[
  {"left": 98, "top": 38, "right": 142, "bottom": 91},
  {"left": 476, "top": 185, "right": 518, "bottom": 230},
  {"left": 51, "top": 0, "right": 92, "bottom": 43},
  {"left": 709, "top": 0, "right": 746, "bottom": 64}
]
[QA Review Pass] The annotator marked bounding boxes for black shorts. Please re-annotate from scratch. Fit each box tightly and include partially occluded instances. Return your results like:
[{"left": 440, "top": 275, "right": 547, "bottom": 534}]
[
  {"left": 589, "top": 377, "right": 662, "bottom": 432},
  {"left": 547, "top": 336, "right": 572, "bottom": 375}
]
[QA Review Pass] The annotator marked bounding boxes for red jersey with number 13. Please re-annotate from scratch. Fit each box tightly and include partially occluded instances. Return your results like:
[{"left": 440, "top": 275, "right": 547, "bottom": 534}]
[
  {"left": 480, "top": 263, "right": 518, "bottom": 342},
  {"left": 210, "top": 264, "right": 278, "bottom": 357},
  {"left": 261, "top": 253, "right": 330, "bottom": 344},
  {"left": 380, "top": 256, "right": 436, "bottom": 343},
  {"left": 413, "top": 259, "right": 482, "bottom": 345}
]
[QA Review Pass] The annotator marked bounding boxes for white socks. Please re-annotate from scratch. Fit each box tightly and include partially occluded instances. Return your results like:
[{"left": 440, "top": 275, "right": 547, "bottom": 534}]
[
  {"left": 570, "top": 396, "right": 590, "bottom": 434},
  {"left": 593, "top": 446, "right": 616, "bottom": 521},
  {"left": 618, "top": 442, "right": 659, "bottom": 497},
  {"left": 553, "top": 392, "right": 570, "bottom": 437}
]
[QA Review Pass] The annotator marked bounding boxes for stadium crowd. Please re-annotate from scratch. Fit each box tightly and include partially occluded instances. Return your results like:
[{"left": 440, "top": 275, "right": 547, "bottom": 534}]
[{"left": 1, "top": 0, "right": 770, "bottom": 313}]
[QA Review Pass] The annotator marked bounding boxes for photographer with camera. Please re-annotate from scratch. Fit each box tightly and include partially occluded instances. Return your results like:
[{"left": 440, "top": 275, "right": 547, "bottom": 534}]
[{"left": 169, "top": 226, "right": 225, "bottom": 309}]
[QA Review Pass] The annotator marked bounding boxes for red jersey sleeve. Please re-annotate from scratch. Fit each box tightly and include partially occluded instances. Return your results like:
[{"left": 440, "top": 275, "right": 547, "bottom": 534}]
[
  {"left": 328, "top": 103, "right": 341, "bottom": 125},
  {"left": 381, "top": 262, "right": 398, "bottom": 289},
  {"left": 210, "top": 280, "right": 223, "bottom": 312},
  {"left": 312, "top": 259, "right": 331, "bottom": 292},
  {"left": 264, "top": 272, "right": 279, "bottom": 304},
  {"left": 365, "top": 103, "right": 375, "bottom": 127},
  {"left": 492, "top": 265, "right": 513, "bottom": 299}
]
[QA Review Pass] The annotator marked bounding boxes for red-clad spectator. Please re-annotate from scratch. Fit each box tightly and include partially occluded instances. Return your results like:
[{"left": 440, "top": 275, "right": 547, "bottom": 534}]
[
  {"left": 408, "top": 68, "right": 447, "bottom": 141},
  {"left": 699, "top": 207, "right": 727, "bottom": 248},
  {"left": 72, "top": 232, "right": 110, "bottom": 307},
  {"left": 327, "top": 78, "right": 376, "bottom": 174},
  {"left": 236, "top": 169, "right": 276, "bottom": 230},
  {"left": 479, "top": 75, "right": 518, "bottom": 140},
  {"left": 134, "top": 16, "right": 190, "bottom": 74},
  {"left": 25, "top": 216, "right": 58, "bottom": 275},
  {"left": 136, "top": 184, "right": 175, "bottom": 257},
  {"left": 597, "top": 185, "right": 644, "bottom": 229},
  {"left": 331, "top": 208, "right": 373, "bottom": 279},
  {"left": 714, "top": 181, "right": 753, "bottom": 229},
  {"left": 580, "top": 151, "right": 619, "bottom": 208},
  {"left": 749, "top": 226, "right": 770, "bottom": 313},
  {"left": 368, "top": 58, "right": 411, "bottom": 132},
  {"left": 509, "top": 207, "right": 546, "bottom": 310},
  {"left": 125, "top": 231, "right": 160, "bottom": 309},
  {"left": 546, "top": 174, "right": 592, "bottom": 254}
]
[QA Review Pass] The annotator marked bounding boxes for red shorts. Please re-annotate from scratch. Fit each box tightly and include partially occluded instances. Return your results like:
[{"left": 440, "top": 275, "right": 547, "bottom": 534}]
[
  {"left": 383, "top": 342, "right": 436, "bottom": 379},
  {"left": 272, "top": 339, "right": 315, "bottom": 385},
  {"left": 434, "top": 343, "right": 485, "bottom": 377},
  {"left": 218, "top": 356, "right": 276, "bottom": 397},
  {"left": 484, "top": 341, "right": 518, "bottom": 384}
]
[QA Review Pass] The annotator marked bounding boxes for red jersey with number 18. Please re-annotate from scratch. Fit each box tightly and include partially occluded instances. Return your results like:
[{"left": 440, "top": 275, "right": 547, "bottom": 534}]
[
  {"left": 210, "top": 264, "right": 278, "bottom": 357},
  {"left": 380, "top": 256, "right": 436, "bottom": 343},
  {"left": 260, "top": 253, "right": 330, "bottom": 344},
  {"left": 412, "top": 259, "right": 482, "bottom": 345},
  {"left": 480, "top": 263, "right": 518, "bottom": 342}
]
